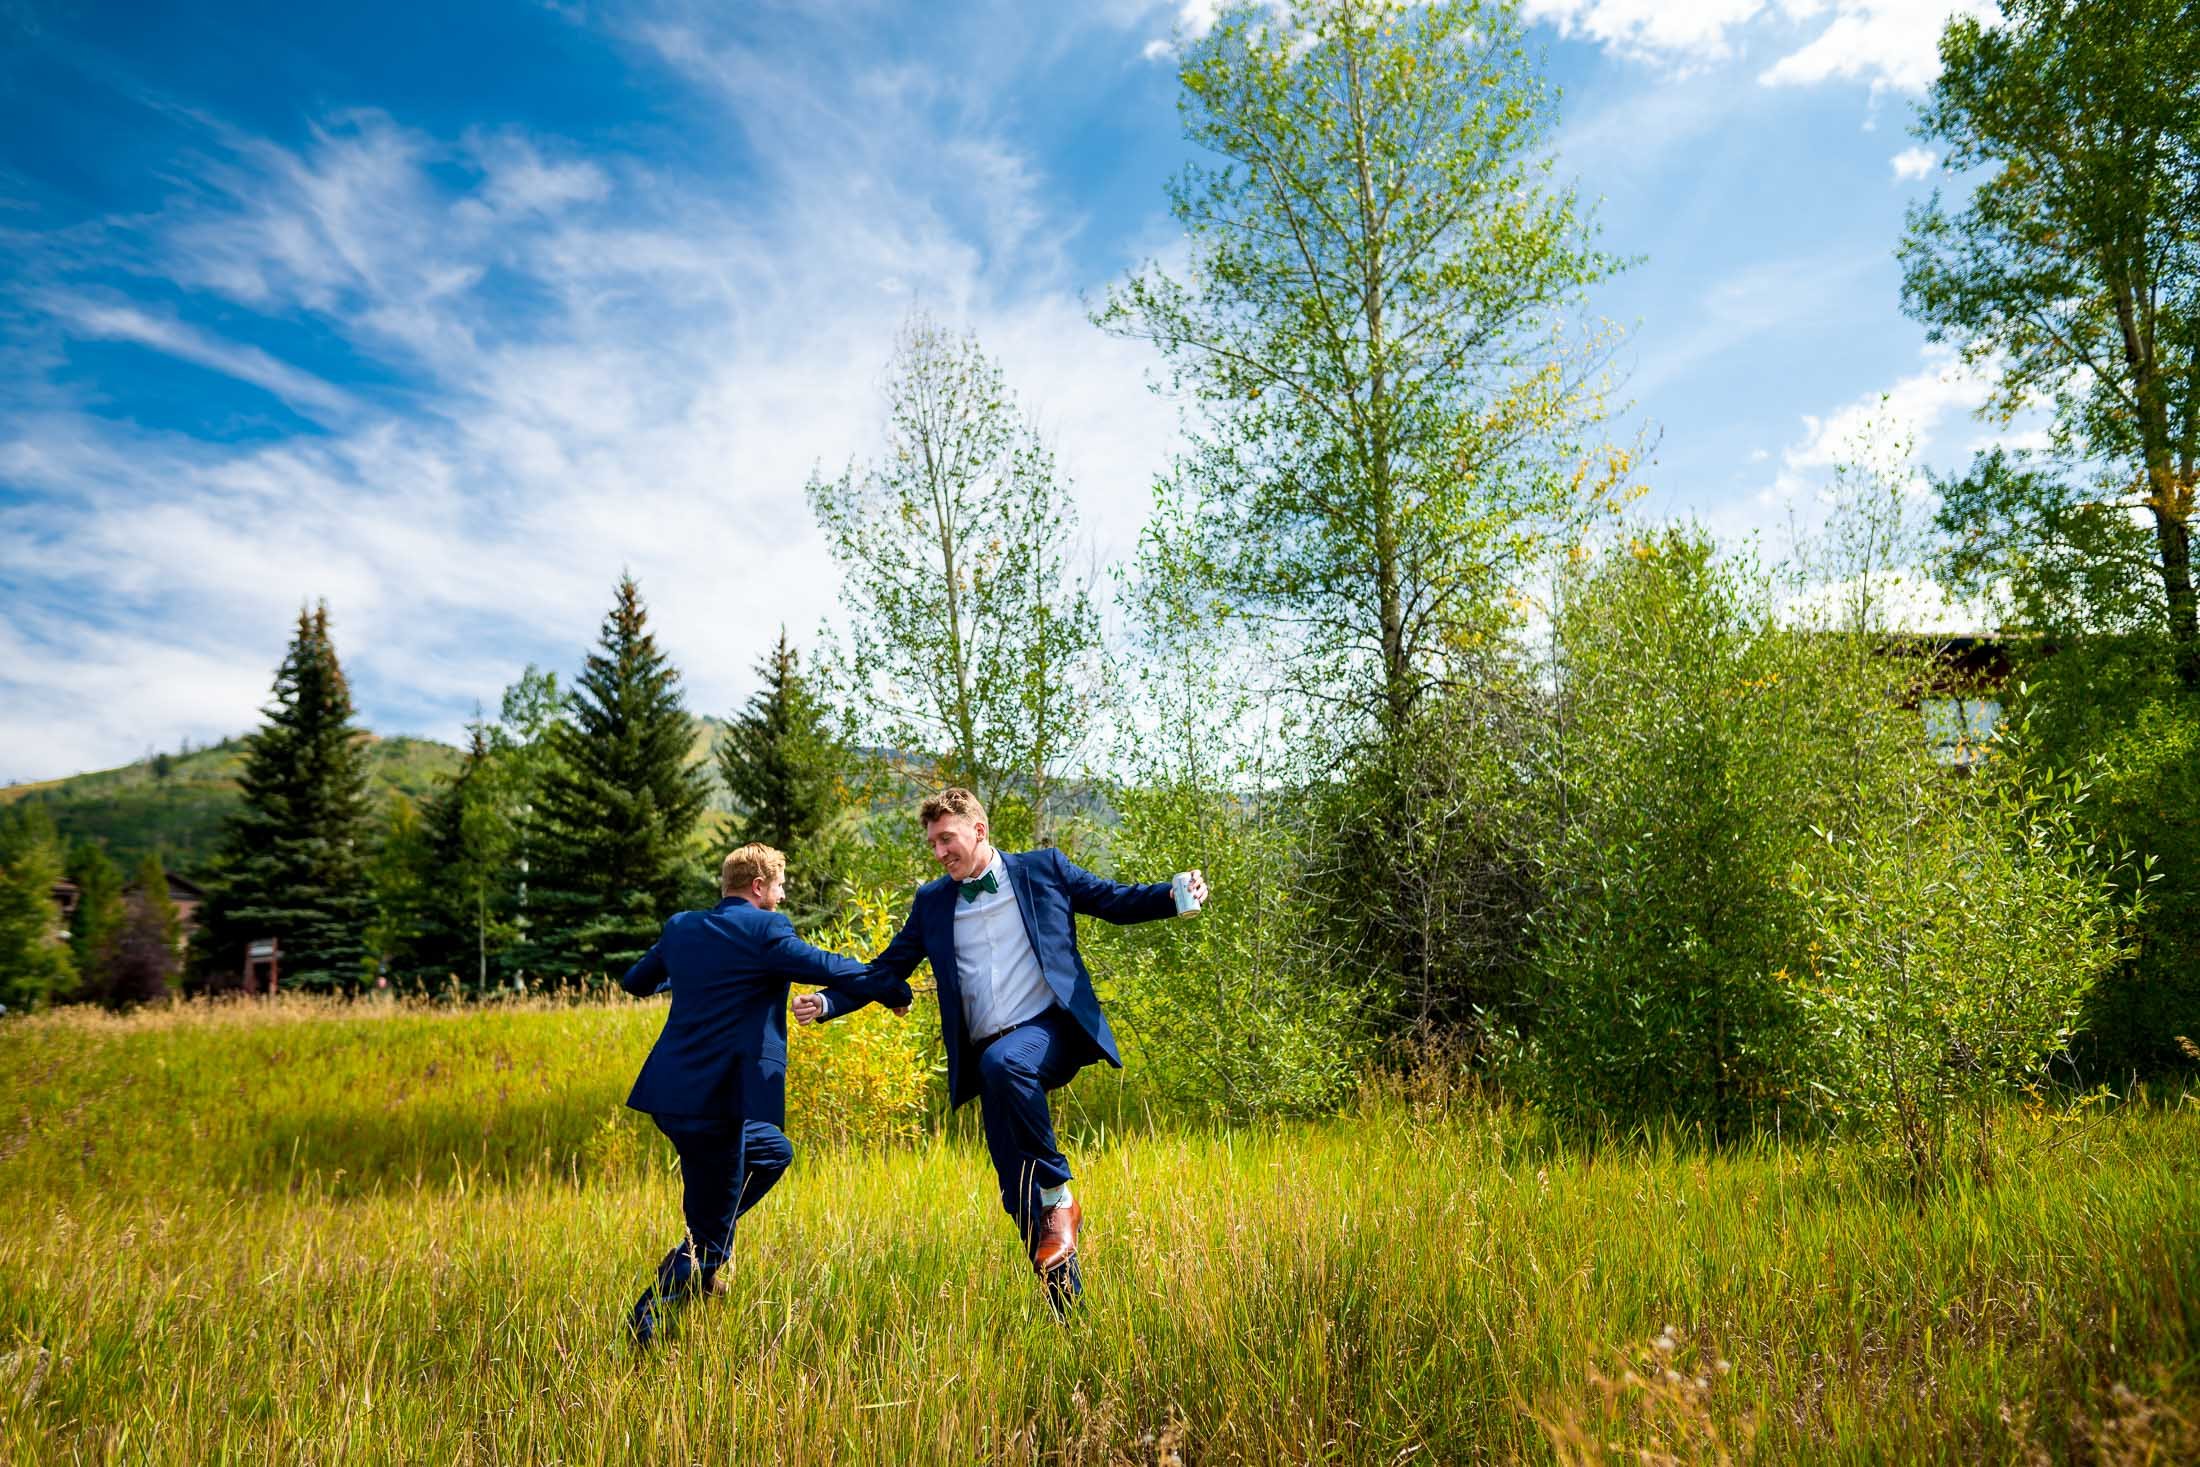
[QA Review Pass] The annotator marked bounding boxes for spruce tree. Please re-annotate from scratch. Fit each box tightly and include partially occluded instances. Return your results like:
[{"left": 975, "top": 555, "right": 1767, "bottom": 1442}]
[
  {"left": 64, "top": 841, "right": 125, "bottom": 1001},
  {"left": 0, "top": 804, "right": 74, "bottom": 1011},
  {"left": 407, "top": 723, "right": 506, "bottom": 989},
  {"left": 200, "top": 603, "right": 373, "bottom": 988},
  {"left": 717, "top": 628, "right": 851, "bottom": 917},
  {"left": 525, "top": 576, "right": 710, "bottom": 976}
]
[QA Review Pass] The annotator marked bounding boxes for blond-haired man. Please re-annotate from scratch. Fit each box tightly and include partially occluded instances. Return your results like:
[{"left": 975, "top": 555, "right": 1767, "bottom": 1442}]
[
  {"left": 796, "top": 788, "right": 1205, "bottom": 1311},
  {"left": 617, "top": 843, "right": 912, "bottom": 1346}
]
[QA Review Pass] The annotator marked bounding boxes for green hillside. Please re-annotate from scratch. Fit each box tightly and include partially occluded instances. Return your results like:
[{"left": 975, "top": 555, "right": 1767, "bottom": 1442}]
[
  {"left": 3, "top": 715, "right": 741, "bottom": 878},
  {"left": 1, "top": 735, "right": 464, "bottom": 876}
]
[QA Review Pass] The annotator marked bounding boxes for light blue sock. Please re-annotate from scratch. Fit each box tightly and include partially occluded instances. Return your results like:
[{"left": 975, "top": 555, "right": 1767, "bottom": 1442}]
[{"left": 1039, "top": 1182, "right": 1072, "bottom": 1209}]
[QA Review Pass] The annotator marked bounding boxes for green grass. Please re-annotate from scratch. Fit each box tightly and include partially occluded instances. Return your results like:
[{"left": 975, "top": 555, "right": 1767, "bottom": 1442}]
[{"left": 2, "top": 999, "right": 2194, "bottom": 1463}]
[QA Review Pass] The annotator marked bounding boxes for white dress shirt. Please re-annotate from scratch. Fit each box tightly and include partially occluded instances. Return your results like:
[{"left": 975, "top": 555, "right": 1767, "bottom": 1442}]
[{"left": 952, "top": 851, "right": 1055, "bottom": 1042}]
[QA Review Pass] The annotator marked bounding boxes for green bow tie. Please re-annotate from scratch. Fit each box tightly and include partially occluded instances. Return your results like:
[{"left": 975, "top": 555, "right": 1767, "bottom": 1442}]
[{"left": 960, "top": 870, "right": 1000, "bottom": 903}]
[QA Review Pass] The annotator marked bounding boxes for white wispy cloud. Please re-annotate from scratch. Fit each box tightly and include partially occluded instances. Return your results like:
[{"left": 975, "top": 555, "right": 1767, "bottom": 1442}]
[
  {"left": 1524, "top": 0, "right": 1993, "bottom": 91},
  {"left": 1767, "top": 341, "right": 1994, "bottom": 499},
  {"left": 0, "top": 15, "right": 1180, "bottom": 783},
  {"left": 1522, "top": 0, "right": 1774, "bottom": 67},
  {"left": 1759, "top": 1, "right": 1996, "bottom": 94},
  {"left": 1890, "top": 144, "right": 1937, "bottom": 180},
  {"left": 1625, "top": 248, "right": 1882, "bottom": 401},
  {"left": 40, "top": 294, "right": 360, "bottom": 420},
  {"left": 1126, "top": 0, "right": 1230, "bottom": 59}
]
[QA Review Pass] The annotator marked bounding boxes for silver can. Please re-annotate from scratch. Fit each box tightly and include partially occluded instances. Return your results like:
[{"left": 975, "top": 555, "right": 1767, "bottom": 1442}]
[{"left": 1171, "top": 870, "right": 1202, "bottom": 916}]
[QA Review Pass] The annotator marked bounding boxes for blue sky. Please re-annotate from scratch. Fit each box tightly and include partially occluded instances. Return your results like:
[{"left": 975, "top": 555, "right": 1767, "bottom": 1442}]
[{"left": 1, "top": 0, "right": 2011, "bottom": 783}]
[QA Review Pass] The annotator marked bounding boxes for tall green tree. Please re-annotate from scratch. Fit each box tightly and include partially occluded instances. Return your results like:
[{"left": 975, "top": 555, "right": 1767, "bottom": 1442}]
[
  {"left": 364, "top": 792, "right": 435, "bottom": 985},
  {"left": 105, "top": 853, "right": 183, "bottom": 1007},
  {"left": 486, "top": 666, "right": 564, "bottom": 983},
  {"left": 717, "top": 629, "right": 852, "bottom": 918},
  {"left": 1903, "top": 0, "right": 2200, "bottom": 1078},
  {"left": 413, "top": 721, "right": 520, "bottom": 989},
  {"left": 199, "top": 603, "right": 373, "bottom": 988},
  {"left": 64, "top": 841, "right": 125, "bottom": 1001},
  {"left": 1097, "top": 0, "right": 1626, "bottom": 734},
  {"left": 0, "top": 803, "right": 74, "bottom": 1012},
  {"left": 366, "top": 674, "right": 563, "bottom": 992},
  {"left": 807, "top": 312, "right": 1103, "bottom": 837},
  {"left": 1902, "top": 0, "right": 2200, "bottom": 683},
  {"left": 524, "top": 577, "right": 710, "bottom": 976}
]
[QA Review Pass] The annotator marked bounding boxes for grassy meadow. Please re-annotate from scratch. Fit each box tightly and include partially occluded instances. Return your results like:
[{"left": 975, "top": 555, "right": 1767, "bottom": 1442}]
[{"left": 1, "top": 996, "right": 2195, "bottom": 1464}]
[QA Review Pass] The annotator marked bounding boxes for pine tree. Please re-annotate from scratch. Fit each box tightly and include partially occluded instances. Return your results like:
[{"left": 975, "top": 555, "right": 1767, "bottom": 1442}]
[
  {"left": 199, "top": 603, "right": 373, "bottom": 988},
  {"left": 525, "top": 576, "right": 710, "bottom": 976},
  {"left": 0, "top": 804, "right": 74, "bottom": 1012},
  {"left": 364, "top": 793, "right": 435, "bottom": 986},
  {"left": 106, "top": 853, "right": 182, "bottom": 1006},
  {"left": 406, "top": 722, "right": 507, "bottom": 990},
  {"left": 716, "top": 628, "right": 851, "bottom": 918},
  {"left": 64, "top": 841, "right": 125, "bottom": 1001}
]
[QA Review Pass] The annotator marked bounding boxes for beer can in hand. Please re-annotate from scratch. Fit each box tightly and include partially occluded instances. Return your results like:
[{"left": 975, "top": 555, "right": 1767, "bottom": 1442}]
[{"left": 1171, "top": 871, "right": 1202, "bottom": 916}]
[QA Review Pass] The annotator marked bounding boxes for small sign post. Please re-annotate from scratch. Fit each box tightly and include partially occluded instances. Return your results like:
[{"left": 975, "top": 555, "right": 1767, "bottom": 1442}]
[{"left": 244, "top": 938, "right": 280, "bottom": 995}]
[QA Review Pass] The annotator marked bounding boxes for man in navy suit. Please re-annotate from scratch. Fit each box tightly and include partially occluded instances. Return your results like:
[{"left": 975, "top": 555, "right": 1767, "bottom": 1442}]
[
  {"left": 796, "top": 787, "right": 1205, "bottom": 1309},
  {"left": 619, "top": 842, "right": 912, "bottom": 1346}
]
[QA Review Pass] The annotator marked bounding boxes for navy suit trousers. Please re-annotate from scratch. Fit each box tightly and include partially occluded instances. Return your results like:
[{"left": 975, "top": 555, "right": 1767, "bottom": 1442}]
[
  {"left": 651, "top": 1115, "right": 795, "bottom": 1268},
  {"left": 974, "top": 1005, "right": 1088, "bottom": 1243}
]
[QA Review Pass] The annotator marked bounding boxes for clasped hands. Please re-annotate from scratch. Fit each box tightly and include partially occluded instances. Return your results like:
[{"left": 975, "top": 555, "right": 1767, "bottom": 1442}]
[{"left": 793, "top": 990, "right": 907, "bottom": 1026}]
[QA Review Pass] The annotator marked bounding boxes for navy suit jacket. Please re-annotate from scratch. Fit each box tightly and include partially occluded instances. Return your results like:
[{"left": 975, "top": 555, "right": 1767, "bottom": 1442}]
[
  {"left": 620, "top": 897, "right": 913, "bottom": 1123},
  {"left": 830, "top": 847, "right": 1174, "bottom": 1110}
]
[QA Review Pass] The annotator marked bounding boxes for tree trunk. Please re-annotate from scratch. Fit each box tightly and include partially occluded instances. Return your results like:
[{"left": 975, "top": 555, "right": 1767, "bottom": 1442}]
[
  {"left": 1345, "top": 28, "right": 1411, "bottom": 731},
  {"left": 2113, "top": 275, "right": 2199, "bottom": 687}
]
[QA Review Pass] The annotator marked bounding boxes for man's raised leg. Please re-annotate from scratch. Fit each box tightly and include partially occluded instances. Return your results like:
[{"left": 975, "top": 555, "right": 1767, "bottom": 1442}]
[
  {"left": 973, "top": 1011, "right": 1086, "bottom": 1307},
  {"left": 734, "top": 1120, "right": 794, "bottom": 1224},
  {"left": 629, "top": 1115, "right": 746, "bottom": 1346}
]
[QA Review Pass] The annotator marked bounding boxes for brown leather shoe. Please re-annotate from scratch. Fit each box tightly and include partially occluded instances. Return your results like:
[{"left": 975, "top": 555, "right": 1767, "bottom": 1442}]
[{"left": 1030, "top": 1196, "right": 1082, "bottom": 1274}]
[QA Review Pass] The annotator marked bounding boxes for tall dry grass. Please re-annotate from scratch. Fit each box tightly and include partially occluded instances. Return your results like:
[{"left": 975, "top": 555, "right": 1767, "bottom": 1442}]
[{"left": 1, "top": 997, "right": 2193, "bottom": 1463}]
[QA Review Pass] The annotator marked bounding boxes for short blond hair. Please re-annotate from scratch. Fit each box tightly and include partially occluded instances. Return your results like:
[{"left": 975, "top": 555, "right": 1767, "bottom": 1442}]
[
  {"left": 721, "top": 843, "right": 787, "bottom": 895},
  {"left": 920, "top": 786, "right": 986, "bottom": 828}
]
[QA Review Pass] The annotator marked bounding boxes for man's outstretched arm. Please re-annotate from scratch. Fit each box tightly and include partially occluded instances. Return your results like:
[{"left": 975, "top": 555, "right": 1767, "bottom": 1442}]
[
  {"left": 620, "top": 942, "right": 670, "bottom": 997},
  {"left": 797, "top": 900, "right": 925, "bottom": 1024},
  {"left": 1056, "top": 848, "right": 1189, "bottom": 924},
  {"left": 764, "top": 913, "right": 913, "bottom": 1018}
]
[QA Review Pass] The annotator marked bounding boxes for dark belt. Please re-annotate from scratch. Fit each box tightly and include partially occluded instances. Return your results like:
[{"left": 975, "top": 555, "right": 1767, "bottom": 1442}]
[{"left": 973, "top": 1010, "right": 1052, "bottom": 1050}]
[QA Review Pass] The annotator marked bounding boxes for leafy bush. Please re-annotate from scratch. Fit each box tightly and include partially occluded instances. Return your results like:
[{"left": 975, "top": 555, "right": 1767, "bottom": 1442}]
[
  {"left": 1786, "top": 756, "right": 2134, "bottom": 1190},
  {"left": 1093, "top": 497, "right": 1376, "bottom": 1120},
  {"left": 1515, "top": 528, "right": 2136, "bottom": 1175},
  {"left": 1093, "top": 781, "right": 1372, "bottom": 1120},
  {"left": 2008, "top": 654, "right": 2200, "bottom": 1079},
  {"left": 792, "top": 884, "right": 938, "bottom": 1146},
  {"left": 1517, "top": 531, "right": 1921, "bottom": 1138}
]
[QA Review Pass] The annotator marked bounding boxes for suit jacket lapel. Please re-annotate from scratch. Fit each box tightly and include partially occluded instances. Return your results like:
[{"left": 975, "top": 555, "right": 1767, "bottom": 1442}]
[
  {"left": 925, "top": 881, "right": 965, "bottom": 1034},
  {"left": 1001, "top": 851, "right": 1065, "bottom": 1002},
  {"left": 1000, "top": 852, "right": 1045, "bottom": 964}
]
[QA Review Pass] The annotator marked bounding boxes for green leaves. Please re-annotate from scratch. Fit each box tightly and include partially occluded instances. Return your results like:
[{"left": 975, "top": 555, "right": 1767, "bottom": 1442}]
[
  {"left": 1901, "top": 0, "right": 2200, "bottom": 679},
  {"left": 806, "top": 313, "right": 1102, "bottom": 836},
  {"left": 1100, "top": 0, "right": 1623, "bottom": 733}
]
